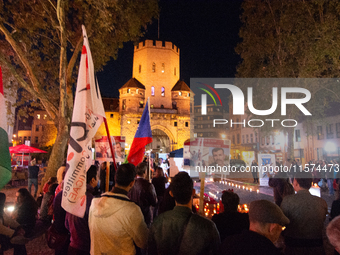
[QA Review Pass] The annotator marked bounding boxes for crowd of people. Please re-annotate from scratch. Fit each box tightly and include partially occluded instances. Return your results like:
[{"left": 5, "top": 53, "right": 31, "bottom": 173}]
[{"left": 1, "top": 159, "right": 340, "bottom": 254}]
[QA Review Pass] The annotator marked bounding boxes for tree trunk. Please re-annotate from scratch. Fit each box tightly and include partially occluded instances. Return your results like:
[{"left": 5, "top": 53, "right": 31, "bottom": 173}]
[
  {"left": 38, "top": 116, "right": 69, "bottom": 193},
  {"left": 287, "top": 128, "right": 294, "bottom": 161}
]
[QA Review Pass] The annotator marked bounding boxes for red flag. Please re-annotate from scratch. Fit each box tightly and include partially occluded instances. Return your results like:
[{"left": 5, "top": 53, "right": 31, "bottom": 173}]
[{"left": 126, "top": 100, "right": 152, "bottom": 166}]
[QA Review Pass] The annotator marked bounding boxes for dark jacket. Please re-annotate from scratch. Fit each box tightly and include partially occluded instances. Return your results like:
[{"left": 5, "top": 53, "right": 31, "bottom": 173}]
[
  {"left": 100, "top": 165, "right": 115, "bottom": 193},
  {"left": 158, "top": 186, "right": 176, "bottom": 215},
  {"left": 152, "top": 176, "right": 167, "bottom": 197},
  {"left": 28, "top": 165, "right": 39, "bottom": 179},
  {"left": 148, "top": 206, "right": 220, "bottom": 255},
  {"left": 211, "top": 211, "right": 249, "bottom": 243},
  {"left": 53, "top": 190, "right": 68, "bottom": 234},
  {"left": 330, "top": 199, "right": 340, "bottom": 221},
  {"left": 269, "top": 175, "right": 294, "bottom": 206},
  {"left": 220, "top": 230, "right": 282, "bottom": 255},
  {"left": 65, "top": 184, "right": 94, "bottom": 252},
  {"left": 128, "top": 177, "right": 157, "bottom": 225},
  {"left": 15, "top": 201, "right": 37, "bottom": 236}
]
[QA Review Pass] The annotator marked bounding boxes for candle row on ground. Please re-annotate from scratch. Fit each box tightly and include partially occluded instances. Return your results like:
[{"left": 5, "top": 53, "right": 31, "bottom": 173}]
[{"left": 218, "top": 180, "right": 259, "bottom": 194}]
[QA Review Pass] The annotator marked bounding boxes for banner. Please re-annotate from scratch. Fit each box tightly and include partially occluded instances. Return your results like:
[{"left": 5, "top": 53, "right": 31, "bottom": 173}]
[
  {"left": 95, "top": 136, "right": 126, "bottom": 163},
  {"left": 258, "top": 154, "right": 276, "bottom": 187},
  {"left": 184, "top": 138, "right": 231, "bottom": 178},
  {"left": 62, "top": 26, "right": 105, "bottom": 217}
]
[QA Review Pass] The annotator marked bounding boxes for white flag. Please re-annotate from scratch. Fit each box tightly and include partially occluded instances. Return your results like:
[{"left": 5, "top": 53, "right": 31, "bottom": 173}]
[{"left": 62, "top": 25, "right": 105, "bottom": 217}]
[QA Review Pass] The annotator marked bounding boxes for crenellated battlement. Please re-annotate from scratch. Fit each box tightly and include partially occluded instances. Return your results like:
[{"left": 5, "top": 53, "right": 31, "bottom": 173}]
[{"left": 134, "top": 40, "right": 179, "bottom": 55}]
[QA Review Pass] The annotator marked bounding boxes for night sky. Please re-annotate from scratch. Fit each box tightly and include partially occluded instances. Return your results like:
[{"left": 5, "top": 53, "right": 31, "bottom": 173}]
[{"left": 97, "top": 0, "right": 243, "bottom": 98}]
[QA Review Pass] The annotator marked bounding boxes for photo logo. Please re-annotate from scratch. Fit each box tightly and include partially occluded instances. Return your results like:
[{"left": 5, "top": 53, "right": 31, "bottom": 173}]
[
  {"left": 198, "top": 82, "right": 223, "bottom": 114},
  {"left": 201, "top": 84, "right": 311, "bottom": 116}
]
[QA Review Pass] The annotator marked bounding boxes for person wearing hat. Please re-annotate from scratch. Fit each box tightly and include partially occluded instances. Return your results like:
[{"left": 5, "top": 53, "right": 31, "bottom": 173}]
[{"left": 219, "top": 199, "right": 289, "bottom": 255}]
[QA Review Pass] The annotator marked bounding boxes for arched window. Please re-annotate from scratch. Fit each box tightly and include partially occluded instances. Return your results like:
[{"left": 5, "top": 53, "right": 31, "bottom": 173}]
[
  {"left": 139, "top": 65, "right": 141, "bottom": 73},
  {"left": 161, "top": 87, "right": 165, "bottom": 96},
  {"left": 174, "top": 67, "right": 176, "bottom": 76},
  {"left": 127, "top": 88, "right": 130, "bottom": 93},
  {"left": 179, "top": 91, "right": 182, "bottom": 96},
  {"left": 151, "top": 86, "right": 155, "bottom": 96},
  {"left": 162, "top": 63, "right": 165, "bottom": 73},
  {"left": 152, "top": 62, "right": 156, "bottom": 72}
]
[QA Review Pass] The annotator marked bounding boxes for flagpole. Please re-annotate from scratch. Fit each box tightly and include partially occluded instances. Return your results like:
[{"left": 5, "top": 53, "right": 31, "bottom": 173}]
[
  {"left": 147, "top": 98, "right": 152, "bottom": 181},
  {"left": 103, "top": 118, "right": 117, "bottom": 192}
]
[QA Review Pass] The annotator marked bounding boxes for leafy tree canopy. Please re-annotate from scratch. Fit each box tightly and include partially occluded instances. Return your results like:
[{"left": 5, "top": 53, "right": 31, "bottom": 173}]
[
  {"left": 0, "top": 0, "right": 158, "bottom": 184},
  {"left": 235, "top": 0, "right": 340, "bottom": 159},
  {"left": 0, "top": 0, "right": 158, "bottom": 122}
]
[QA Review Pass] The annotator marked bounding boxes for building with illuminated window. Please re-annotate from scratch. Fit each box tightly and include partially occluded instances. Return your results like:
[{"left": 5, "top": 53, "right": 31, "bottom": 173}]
[{"left": 96, "top": 40, "right": 192, "bottom": 153}]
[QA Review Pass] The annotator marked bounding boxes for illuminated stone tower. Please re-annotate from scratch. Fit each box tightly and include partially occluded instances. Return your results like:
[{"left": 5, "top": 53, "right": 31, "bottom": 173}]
[
  {"left": 100, "top": 39, "right": 191, "bottom": 153},
  {"left": 132, "top": 40, "right": 180, "bottom": 109}
]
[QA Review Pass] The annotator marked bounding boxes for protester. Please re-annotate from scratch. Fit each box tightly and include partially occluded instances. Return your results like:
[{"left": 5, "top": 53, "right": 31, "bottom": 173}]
[
  {"left": 220, "top": 199, "right": 289, "bottom": 255},
  {"left": 157, "top": 186, "right": 176, "bottom": 215},
  {"left": 65, "top": 165, "right": 98, "bottom": 255},
  {"left": 330, "top": 175, "right": 340, "bottom": 220},
  {"left": 89, "top": 163, "right": 148, "bottom": 255},
  {"left": 268, "top": 171, "right": 294, "bottom": 206},
  {"left": 28, "top": 160, "right": 40, "bottom": 198},
  {"left": 148, "top": 172, "right": 220, "bottom": 255},
  {"left": 53, "top": 182, "right": 70, "bottom": 255},
  {"left": 128, "top": 162, "right": 157, "bottom": 226},
  {"left": 152, "top": 167, "right": 168, "bottom": 218},
  {"left": 281, "top": 171, "right": 328, "bottom": 255},
  {"left": 55, "top": 167, "right": 67, "bottom": 195},
  {"left": 99, "top": 162, "right": 115, "bottom": 193},
  {"left": 12, "top": 188, "right": 38, "bottom": 237},
  {"left": 251, "top": 160, "right": 259, "bottom": 183},
  {"left": 42, "top": 177, "right": 58, "bottom": 194},
  {"left": 39, "top": 183, "right": 58, "bottom": 224},
  {"left": 211, "top": 190, "right": 249, "bottom": 243},
  {"left": 326, "top": 161, "right": 335, "bottom": 195},
  {"left": 326, "top": 215, "right": 340, "bottom": 255},
  {"left": 0, "top": 192, "right": 27, "bottom": 254},
  {"left": 56, "top": 161, "right": 66, "bottom": 184}
]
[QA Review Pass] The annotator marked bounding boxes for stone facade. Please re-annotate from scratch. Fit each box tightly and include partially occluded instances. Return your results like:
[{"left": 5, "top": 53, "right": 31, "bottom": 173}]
[{"left": 96, "top": 40, "right": 191, "bottom": 153}]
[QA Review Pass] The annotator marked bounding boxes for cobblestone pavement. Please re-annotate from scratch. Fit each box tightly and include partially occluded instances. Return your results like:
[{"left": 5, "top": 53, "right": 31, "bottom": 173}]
[{"left": 1, "top": 178, "right": 337, "bottom": 255}]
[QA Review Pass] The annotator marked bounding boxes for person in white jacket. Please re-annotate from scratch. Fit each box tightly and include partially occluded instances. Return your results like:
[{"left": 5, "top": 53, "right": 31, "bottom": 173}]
[{"left": 89, "top": 163, "right": 148, "bottom": 255}]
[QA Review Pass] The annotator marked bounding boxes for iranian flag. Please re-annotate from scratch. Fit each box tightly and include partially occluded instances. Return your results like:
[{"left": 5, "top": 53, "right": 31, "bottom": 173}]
[{"left": 0, "top": 67, "right": 11, "bottom": 189}]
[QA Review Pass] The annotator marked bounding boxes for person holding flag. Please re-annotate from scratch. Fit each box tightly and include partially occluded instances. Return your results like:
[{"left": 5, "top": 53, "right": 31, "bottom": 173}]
[
  {"left": 0, "top": 66, "right": 11, "bottom": 190},
  {"left": 62, "top": 26, "right": 106, "bottom": 218},
  {"left": 125, "top": 99, "right": 153, "bottom": 166}
]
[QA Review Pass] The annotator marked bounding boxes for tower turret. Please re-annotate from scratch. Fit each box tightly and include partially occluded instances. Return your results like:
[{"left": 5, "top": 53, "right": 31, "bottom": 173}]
[{"left": 132, "top": 40, "right": 180, "bottom": 109}]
